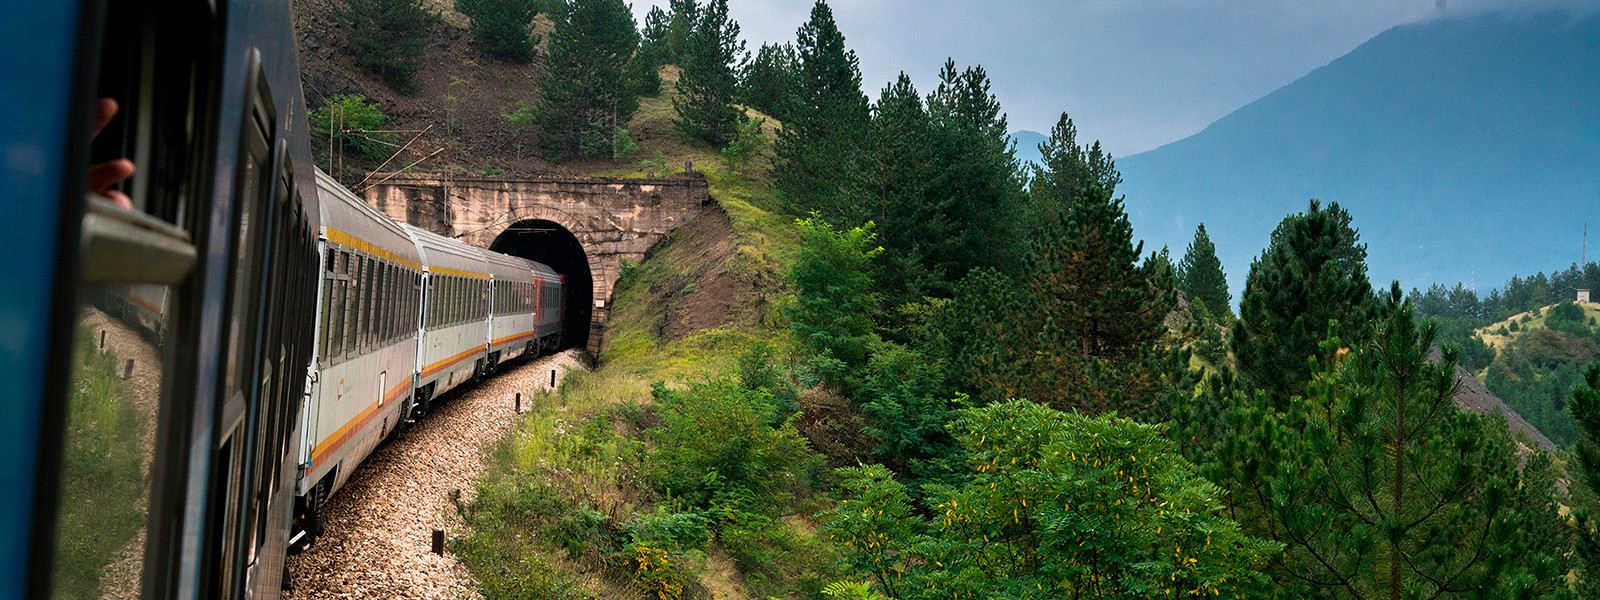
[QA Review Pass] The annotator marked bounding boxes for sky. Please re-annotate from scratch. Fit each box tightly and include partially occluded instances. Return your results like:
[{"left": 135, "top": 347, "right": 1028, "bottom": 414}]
[{"left": 630, "top": 0, "right": 1586, "bottom": 157}]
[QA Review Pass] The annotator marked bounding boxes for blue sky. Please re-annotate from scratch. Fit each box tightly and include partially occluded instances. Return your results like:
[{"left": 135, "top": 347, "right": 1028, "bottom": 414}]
[{"left": 631, "top": 0, "right": 1588, "bottom": 157}]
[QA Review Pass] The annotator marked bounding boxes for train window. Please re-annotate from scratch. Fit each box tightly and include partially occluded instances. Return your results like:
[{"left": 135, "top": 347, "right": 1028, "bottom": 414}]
[
  {"left": 383, "top": 263, "right": 392, "bottom": 343},
  {"left": 422, "top": 276, "right": 432, "bottom": 329},
  {"left": 340, "top": 252, "right": 354, "bottom": 359},
  {"left": 371, "top": 260, "right": 384, "bottom": 347},
  {"left": 321, "top": 255, "right": 335, "bottom": 364},
  {"left": 384, "top": 263, "right": 394, "bottom": 342}
]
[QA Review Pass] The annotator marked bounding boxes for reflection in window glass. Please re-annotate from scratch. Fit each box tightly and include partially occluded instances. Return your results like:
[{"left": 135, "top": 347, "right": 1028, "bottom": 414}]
[{"left": 50, "top": 286, "right": 168, "bottom": 599}]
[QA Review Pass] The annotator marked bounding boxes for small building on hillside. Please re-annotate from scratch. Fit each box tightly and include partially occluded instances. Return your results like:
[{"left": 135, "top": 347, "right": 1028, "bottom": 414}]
[{"left": 1580, "top": 288, "right": 1591, "bottom": 303}]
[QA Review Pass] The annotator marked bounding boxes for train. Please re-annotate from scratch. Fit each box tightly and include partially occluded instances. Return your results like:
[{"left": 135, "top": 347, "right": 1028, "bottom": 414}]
[
  {"left": 293, "top": 171, "right": 566, "bottom": 550},
  {"left": 1, "top": 0, "right": 573, "bottom": 598}
]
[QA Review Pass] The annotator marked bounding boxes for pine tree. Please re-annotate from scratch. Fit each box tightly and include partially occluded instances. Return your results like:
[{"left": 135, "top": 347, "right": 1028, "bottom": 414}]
[
  {"left": 634, "top": 5, "right": 668, "bottom": 95},
  {"left": 1028, "top": 112, "right": 1119, "bottom": 236},
  {"left": 671, "top": 0, "right": 743, "bottom": 147},
  {"left": 924, "top": 60, "right": 1027, "bottom": 282},
  {"left": 1571, "top": 362, "right": 1600, "bottom": 595},
  {"left": 335, "top": 0, "right": 437, "bottom": 92},
  {"left": 772, "top": 1, "right": 872, "bottom": 226},
  {"left": 1177, "top": 223, "right": 1232, "bottom": 318},
  {"left": 1257, "top": 293, "right": 1568, "bottom": 599},
  {"left": 641, "top": 5, "right": 669, "bottom": 50},
  {"left": 535, "top": 0, "right": 641, "bottom": 161},
  {"left": 1019, "top": 182, "right": 1175, "bottom": 413},
  {"left": 864, "top": 73, "right": 946, "bottom": 309},
  {"left": 741, "top": 42, "right": 799, "bottom": 121},
  {"left": 1232, "top": 199, "right": 1377, "bottom": 408},
  {"left": 663, "top": 0, "right": 697, "bottom": 64},
  {"left": 455, "top": 0, "right": 539, "bottom": 63}
]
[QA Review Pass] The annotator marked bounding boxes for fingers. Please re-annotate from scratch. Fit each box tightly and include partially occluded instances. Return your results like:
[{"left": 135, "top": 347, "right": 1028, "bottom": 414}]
[
  {"left": 102, "top": 190, "right": 133, "bottom": 209},
  {"left": 90, "top": 158, "right": 136, "bottom": 208},
  {"left": 94, "top": 98, "right": 119, "bottom": 138}
]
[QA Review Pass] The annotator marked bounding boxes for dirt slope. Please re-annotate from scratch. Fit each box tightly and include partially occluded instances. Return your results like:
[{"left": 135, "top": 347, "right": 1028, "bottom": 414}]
[{"left": 294, "top": 0, "right": 561, "bottom": 178}]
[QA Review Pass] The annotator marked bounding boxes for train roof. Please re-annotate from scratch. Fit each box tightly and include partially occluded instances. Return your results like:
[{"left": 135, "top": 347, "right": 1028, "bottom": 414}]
[
  {"left": 399, "top": 222, "right": 491, "bottom": 279},
  {"left": 480, "top": 251, "right": 538, "bottom": 284},
  {"left": 314, "top": 169, "right": 422, "bottom": 269}
]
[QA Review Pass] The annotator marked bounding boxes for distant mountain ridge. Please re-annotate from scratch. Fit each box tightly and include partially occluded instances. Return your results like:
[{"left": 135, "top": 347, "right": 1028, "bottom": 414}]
[
  {"left": 1117, "top": 10, "right": 1600, "bottom": 300},
  {"left": 1012, "top": 129, "right": 1047, "bottom": 170}
]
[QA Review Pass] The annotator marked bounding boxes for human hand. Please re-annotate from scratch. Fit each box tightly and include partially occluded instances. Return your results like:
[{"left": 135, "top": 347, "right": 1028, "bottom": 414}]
[{"left": 89, "top": 98, "right": 135, "bottom": 209}]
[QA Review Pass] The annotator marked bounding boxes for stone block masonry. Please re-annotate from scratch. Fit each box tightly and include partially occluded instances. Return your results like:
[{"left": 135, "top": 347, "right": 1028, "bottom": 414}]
[{"left": 360, "top": 173, "right": 710, "bottom": 353}]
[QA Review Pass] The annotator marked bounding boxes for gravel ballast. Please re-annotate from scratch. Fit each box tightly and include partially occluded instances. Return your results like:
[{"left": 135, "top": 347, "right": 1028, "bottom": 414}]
[{"left": 286, "top": 350, "right": 584, "bottom": 599}]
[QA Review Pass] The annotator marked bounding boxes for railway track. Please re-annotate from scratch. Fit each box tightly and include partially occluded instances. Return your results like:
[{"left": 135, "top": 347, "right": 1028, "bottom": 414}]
[{"left": 284, "top": 350, "right": 583, "bottom": 599}]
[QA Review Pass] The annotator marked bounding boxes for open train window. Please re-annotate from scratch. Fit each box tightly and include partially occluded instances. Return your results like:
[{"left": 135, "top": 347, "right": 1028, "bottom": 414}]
[{"left": 38, "top": 0, "right": 220, "bottom": 597}]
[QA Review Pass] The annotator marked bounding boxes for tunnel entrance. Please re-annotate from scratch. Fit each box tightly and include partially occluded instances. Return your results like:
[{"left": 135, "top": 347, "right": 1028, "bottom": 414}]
[{"left": 490, "top": 220, "right": 592, "bottom": 351}]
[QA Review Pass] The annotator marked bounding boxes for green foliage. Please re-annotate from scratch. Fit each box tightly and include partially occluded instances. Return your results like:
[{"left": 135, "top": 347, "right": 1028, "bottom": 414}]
[
  {"left": 49, "top": 326, "right": 149, "bottom": 600},
  {"left": 535, "top": 0, "right": 641, "bottom": 160},
  {"left": 736, "top": 340, "right": 798, "bottom": 419},
  {"left": 645, "top": 377, "right": 821, "bottom": 512},
  {"left": 479, "top": 164, "right": 505, "bottom": 176},
  {"left": 772, "top": 0, "right": 872, "bottom": 224},
  {"left": 862, "top": 73, "right": 943, "bottom": 307},
  {"left": 452, "top": 473, "right": 588, "bottom": 600},
  {"left": 501, "top": 97, "right": 536, "bottom": 160},
  {"left": 334, "top": 0, "right": 437, "bottom": 92},
  {"left": 719, "top": 116, "right": 767, "bottom": 169},
  {"left": 672, "top": 0, "right": 744, "bottom": 147},
  {"left": 1410, "top": 282, "right": 1487, "bottom": 322},
  {"left": 819, "top": 400, "right": 1280, "bottom": 599},
  {"left": 1231, "top": 199, "right": 1377, "bottom": 409},
  {"left": 926, "top": 267, "right": 1030, "bottom": 404},
  {"left": 929, "top": 174, "right": 1175, "bottom": 417},
  {"left": 855, "top": 343, "right": 963, "bottom": 488},
  {"left": 923, "top": 60, "right": 1029, "bottom": 280},
  {"left": 821, "top": 580, "right": 890, "bottom": 600},
  {"left": 785, "top": 216, "right": 883, "bottom": 389},
  {"left": 633, "top": 5, "right": 667, "bottom": 95},
  {"left": 1215, "top": 294, "right": 1571, "bottom": 599},
  {"left": 456, "top": 0, "right": 540, "bottom": 63},
  {"left": 1028, "top": 112, "right": 1120, "bottom": 235},
  {"left": 1177, "top": 223, "right": 1232, "bottom": 318},
  {"left": 1484, "top": 327, "right": 1596, "bottom": 447},
  {"left": 311, "top": 95, "right": 393, "bottom": 161},
  {"left": 576, "top": 119, "right": 638, "bottom": 162},
  {"left": 742, "top": 42, "right": 799, "bottom": 121},
  {"left": 1570, "top": 362, "right": 1600, "bottom": 595},
  {"left": 662, "top": 0, "right": 697, "bottom": 64},
  {"left": 1480, "top": 262, "right": 1600, "bottom": 321}
]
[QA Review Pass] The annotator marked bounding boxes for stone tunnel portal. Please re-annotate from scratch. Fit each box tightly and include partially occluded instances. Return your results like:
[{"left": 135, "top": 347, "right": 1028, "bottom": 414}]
[{"left": 490, "top": 219, "right": 593, "bottom": 351}]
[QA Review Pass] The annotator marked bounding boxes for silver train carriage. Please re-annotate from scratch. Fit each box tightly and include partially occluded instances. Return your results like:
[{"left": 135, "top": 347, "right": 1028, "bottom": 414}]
[{"left": 290, "top": 170, "right": 566, "bottom": 550}]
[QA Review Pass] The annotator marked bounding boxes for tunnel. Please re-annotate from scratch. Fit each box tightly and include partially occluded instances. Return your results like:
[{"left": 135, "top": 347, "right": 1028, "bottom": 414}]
[{"left": 489, "top": 219, "right": 592, "bottom": 351}]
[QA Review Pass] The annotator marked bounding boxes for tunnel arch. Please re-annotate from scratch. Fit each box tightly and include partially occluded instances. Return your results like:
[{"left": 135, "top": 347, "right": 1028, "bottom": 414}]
[{"left": 490, "top": 219, "right": 592, "bottom": 351}]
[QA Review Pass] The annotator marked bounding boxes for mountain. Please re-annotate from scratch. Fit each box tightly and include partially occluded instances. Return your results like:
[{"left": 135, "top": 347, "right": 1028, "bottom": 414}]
[
  {"left": 1011, "top": 129, "right": 1047, "bottom": 170},
  {"left": 1118, "top": 10, "right": 1600, "bottom": 302}
]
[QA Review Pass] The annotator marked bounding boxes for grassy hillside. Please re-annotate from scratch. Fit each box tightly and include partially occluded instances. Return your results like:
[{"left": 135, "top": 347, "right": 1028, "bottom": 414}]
[{"left": 1471, "top": 300, "right": 1600, "bottom": 447}]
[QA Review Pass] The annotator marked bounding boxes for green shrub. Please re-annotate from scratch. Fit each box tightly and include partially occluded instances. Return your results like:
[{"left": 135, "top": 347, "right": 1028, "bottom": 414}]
[
  {"left": 311, "top": 95, "right": 393, "bottom": 160},
  {"left": 452, "top": 473, "right": 587, "bottom": 600},
  {"left": 645, "top": 377, "right": 821, "bottom": 513},
  {"left": 720, "top": 115, "right": 767, "bottom": 169}
]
